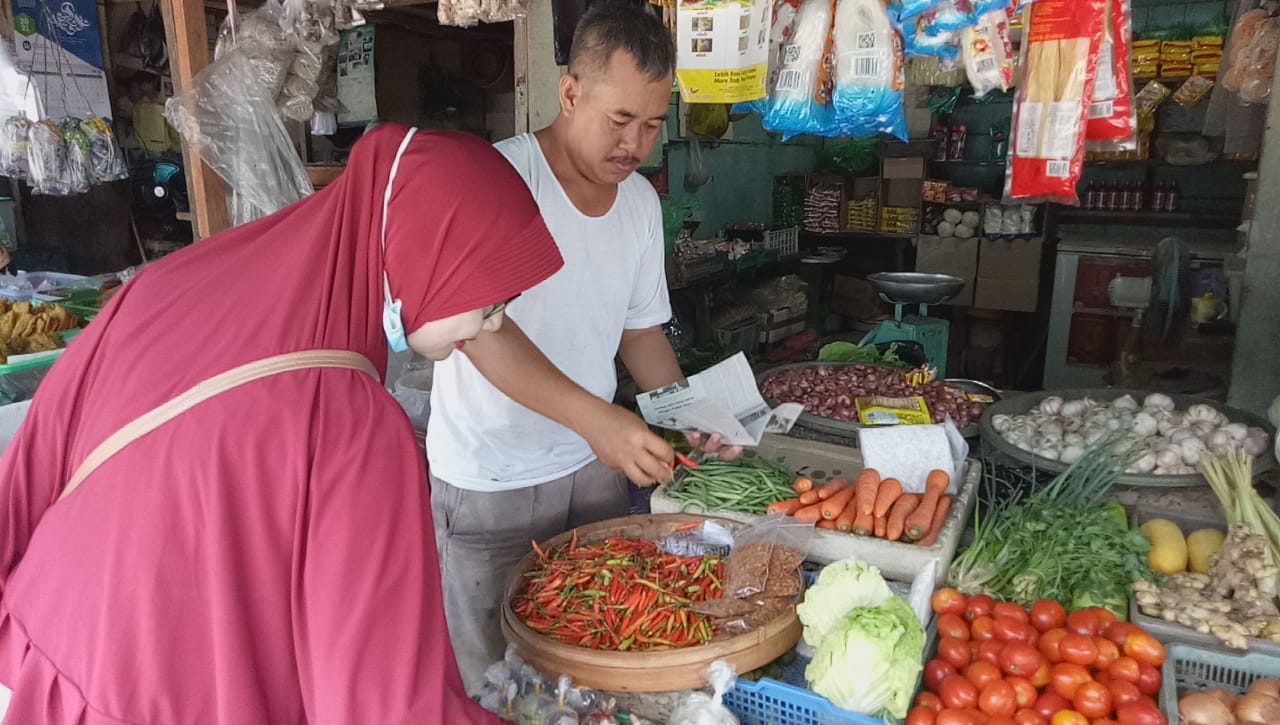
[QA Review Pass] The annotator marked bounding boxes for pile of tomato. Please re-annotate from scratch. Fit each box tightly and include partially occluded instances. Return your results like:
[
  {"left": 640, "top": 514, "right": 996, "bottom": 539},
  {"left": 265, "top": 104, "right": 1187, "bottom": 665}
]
[{"left": 907, "top": 588, "right": 1168, "bottom": 725}]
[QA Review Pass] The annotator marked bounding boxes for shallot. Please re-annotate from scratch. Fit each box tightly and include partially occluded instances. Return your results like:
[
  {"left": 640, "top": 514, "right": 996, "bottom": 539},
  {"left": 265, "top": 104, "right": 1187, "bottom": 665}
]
[{"left": 759, "top": 364, "right": 988, "bottom": 427}]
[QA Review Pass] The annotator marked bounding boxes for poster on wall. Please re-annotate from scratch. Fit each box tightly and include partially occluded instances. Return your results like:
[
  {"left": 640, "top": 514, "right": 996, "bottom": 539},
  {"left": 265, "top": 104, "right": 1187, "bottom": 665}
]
[
  {"left": 336, "top": 25, "right": 377, "bottom": 126},
  {"left": 10, "top": 0, "right": 112, "bottom": 120},
  {"left": 676, "top": 0, "right": 769, "bottom": 104}
]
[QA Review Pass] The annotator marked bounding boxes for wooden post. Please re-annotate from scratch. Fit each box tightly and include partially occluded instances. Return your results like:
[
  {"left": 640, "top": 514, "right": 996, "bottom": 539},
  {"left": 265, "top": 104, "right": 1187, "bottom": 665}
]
[{"left": 159, "top": 0, "right": 230, "bottom": 239}]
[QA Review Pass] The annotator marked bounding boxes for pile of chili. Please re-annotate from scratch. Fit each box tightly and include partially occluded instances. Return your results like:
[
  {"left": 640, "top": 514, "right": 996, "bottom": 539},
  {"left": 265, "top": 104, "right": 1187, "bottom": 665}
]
[{"left": 512, "top": 533, "right": 725, "bottom": 651}]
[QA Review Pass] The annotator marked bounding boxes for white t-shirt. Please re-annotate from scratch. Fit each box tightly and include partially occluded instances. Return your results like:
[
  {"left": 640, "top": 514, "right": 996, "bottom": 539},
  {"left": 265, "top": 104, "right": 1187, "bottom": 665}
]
[{"left": 427, "top": 133, "right": 672, "bottom": 491}]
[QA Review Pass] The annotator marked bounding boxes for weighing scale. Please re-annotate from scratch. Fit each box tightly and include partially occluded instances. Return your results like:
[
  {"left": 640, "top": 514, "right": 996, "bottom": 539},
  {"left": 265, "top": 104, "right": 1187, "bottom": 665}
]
[{"left": 858, "top": 272, "right": 966, "bottom": 377}]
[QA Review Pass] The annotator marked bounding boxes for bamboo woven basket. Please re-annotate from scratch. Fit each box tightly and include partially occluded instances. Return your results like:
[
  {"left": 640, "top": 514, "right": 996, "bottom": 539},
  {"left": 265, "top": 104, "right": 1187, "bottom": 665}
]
[{"left": 500, "top": 513, "right": 803, "bottom": 692}]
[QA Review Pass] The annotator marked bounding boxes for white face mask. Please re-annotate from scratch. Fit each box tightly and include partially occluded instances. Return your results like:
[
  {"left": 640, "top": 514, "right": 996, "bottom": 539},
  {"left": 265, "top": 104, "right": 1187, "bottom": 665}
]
[{"left": 381, "top": 127, "right": 419, "bottom": 352}]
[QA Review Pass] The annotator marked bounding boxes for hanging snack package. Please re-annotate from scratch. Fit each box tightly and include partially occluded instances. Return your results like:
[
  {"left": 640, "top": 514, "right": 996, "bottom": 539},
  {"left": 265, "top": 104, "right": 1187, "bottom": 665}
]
[
  {"left": 973, "top": 0, "right": 1009, "bottom": 15},
  {"left": 1084, "top": 0, "right": 1136, "bottom": 149},
  {"left": 905, "top": 23, "right": 961, "bottom": 60},
  {"left": 1005, "top": 0, "right": 1107, "bottom": 204},
  {"left": 919, "top": 0, "right": 976, "bottom": 36},
  {"left": 1172, "top": 74, "right": 1215, "bottom": 108},
  {"left": 961, "top": 9, "right": 1015, "bottom": 96},
  {"left": 831, "top": 0, "right": 907, "bottom": 139},
  {"left": 0, "top": 116, "right": 31, "bottom": 180},
  {"left": 27, "top": 120, "right": 70, "bottom": 196},
  {"left": 735, "top": 0, "right": 803, "bottom": 116},
  {"left": 1238, "top": 16, "right": 1280, "bottom": 104},
  {"left": 80, "top": 117, "right": 129, "bottom": 183},
  {"left": 58, "top": 118, "right": 91, "bottom": 195},
  {"left": 1131, "top": 79, "right": 1171, "bottom": 116},
  {"left": 763, "top": 0, "right": 839, "bottom": 139},
  {"left": 891, "top": 0, "right": 940, "bottom": 25},
  {"left": 1222, "top": 9, "right": 1270, "bottom": 93}
]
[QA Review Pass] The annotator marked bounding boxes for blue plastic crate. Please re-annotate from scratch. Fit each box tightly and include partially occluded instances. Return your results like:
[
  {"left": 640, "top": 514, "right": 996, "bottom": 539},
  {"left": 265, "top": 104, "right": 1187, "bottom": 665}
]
[
  {"left": 724, "top": 674, "right": 884, "bottom": 725},
  {"left": 1158, "top": 643, "right": 1280, "bottom": 722}
]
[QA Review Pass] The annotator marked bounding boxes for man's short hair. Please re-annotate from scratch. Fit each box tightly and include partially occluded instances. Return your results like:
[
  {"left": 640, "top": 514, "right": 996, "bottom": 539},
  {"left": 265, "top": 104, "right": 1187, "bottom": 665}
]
[{"left": 568, "top": 1, "right": 675, "bottom": 83}]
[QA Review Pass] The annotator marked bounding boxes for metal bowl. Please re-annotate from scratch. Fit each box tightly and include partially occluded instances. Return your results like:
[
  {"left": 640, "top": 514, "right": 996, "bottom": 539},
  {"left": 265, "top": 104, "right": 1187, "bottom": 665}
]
[
  {"left": 868, "top": 272, "right": 967, "bottom": 306},
  {"left": 979, "top": 388, "right": 1276, "bottom": 488}
]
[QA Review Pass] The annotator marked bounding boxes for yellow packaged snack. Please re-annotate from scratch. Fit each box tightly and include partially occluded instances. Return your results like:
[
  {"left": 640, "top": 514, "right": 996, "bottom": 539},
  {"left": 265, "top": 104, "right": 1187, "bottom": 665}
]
[{"left": 856, "top": 395, "right": 933, "bottom": 426}]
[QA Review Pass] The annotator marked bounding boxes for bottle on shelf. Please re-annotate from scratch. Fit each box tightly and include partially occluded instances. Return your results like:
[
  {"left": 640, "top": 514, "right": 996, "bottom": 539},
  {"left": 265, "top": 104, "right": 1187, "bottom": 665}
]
[
  {"left": 1165, "top": 181, "right": 1181, "bottom": 213},
  {"left": 1103, "top": 181, "right": 1118, "bottom": 211},
  {"left": 1084, "top": 181, "right": 1100, "bottom": 210},
  {"left": 1134, "top": 181, "right": 1147, "bottom": 211},
  {"left": 1152, "top": 182, "right": 1168, "bottom": 213}
]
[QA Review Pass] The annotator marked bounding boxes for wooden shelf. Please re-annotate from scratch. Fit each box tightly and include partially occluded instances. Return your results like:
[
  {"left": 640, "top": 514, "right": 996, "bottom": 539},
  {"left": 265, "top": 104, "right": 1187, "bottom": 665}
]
[{"left": 1054, "top": 209, "right": 1239, "bottom": 228}]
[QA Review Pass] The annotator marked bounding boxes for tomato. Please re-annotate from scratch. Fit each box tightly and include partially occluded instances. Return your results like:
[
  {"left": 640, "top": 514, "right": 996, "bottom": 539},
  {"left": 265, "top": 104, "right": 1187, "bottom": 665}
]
[
  {"left": 940, "top": 613, "right": 972, "bottom": 641},
  {"left": 1092, "top": 720, "right": 1119, "bottom": 725},
  {"left": 1093, "top": 637, "right": 1121, "bottom": 670},
  {"left": 978, "top": 639, "right": 1006, "bottom": 666},
  {"left": 1103, "top": 622, "right": 1142, "bottom": 649},
  {"left": 934, "top": 587, "right": 970, "bottom": 617},
  {"left": 1034, "top": 692, "right": 1072, "bottom": 719},
  {"left": 1107, "top": 657, "right": 1141, "bottom": 684},
  {"left": 1135, "top": 665, "right": 1161, "bottom": 697},
  {"left": 937, "top": 709, "right": 980, "bottom": 725},
  {"left": 971, "top": 615, "right": 997, "bottom": 641},
  {"left": 917, "top": 692, "right": 945, "bottom": 713},
  {"left": 994, "top": 617, "right": 1037, "bottom": 644},
  {"left": 1006, "top": 676, "right": 1038, "bottom": 709},
  {"left": 1066, "top": 609, "right": 1103, "bottom": 637},
  {"left": 1123, "top": 634, "right": 1166, "bottom": 668},
  {"left": 994, "top": 602, "right": 1031, "bottom": 623},
  {"left": 980, "top": 680, "right": 1019, "bottom": 718},
  {"left": 940, "top": 675, "right": 980, "bottom": 711},
  {"left": 940, "top": 637, "right": 973, "bottom": 669},
  {"left": 1039, "top": 628, "right": 1069, "bottom": 663},
  {"left": 966, "top": 661, "right": 1004, "bottom": 691},
  {"left": 1050, "top": 663, "right": 1093, "bottom": 700},
  {"left": 1072, "top": 682, "right": 1113, "bottom": 720},
  {"left": 1051, "top": 712, "right": 1090, "bottom": 725},
  {"left": 1114, "top": 702, "right": 1166, "bottom": 725},
  {"left": 1059, "top": 634, "right": 1100, "bottom": 666},
  {"left": 1092, "top": 670, "right": 1111, "bottom": 688},
  {"left": 989, "top": 717, "right": 1017, "bottom": 725},
  {"left": 1107, "top": 681, "right": 1142, "bottom": 709},
  {"left": 969, "top": 710, "right": 990, "bottom": 725},
  {"left": 1015, "top": 710, "right": 1049, "bottom": 725},
  {"left": 909, "top": 706, "right": 939, "bottom": 725},
  {"left": 1030, "top": 600, "right": 1068, "bottom": 633},
  {"left": 967, "top": 594, "right": 996, "bottom": 622},
  {"left": 1030, "top": 661, "right": 1052, "bottom": 689},
  {"left": 927, "top": 659, "right": 958, "bottom": 692},
  {"left": 1093, "top": 608, "right": 1118, "bottom": 630},
  {"left": 999, "top": 642, "right": 1043, "bottom": 678}
]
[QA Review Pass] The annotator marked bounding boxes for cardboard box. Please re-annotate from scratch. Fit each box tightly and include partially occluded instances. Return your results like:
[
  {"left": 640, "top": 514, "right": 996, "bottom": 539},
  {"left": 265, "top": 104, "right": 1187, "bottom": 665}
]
[
  {"left": 880, "top": 206, "right": 920, "bottom": 234},
  {"left": 830, "top": 275, "right": 882, "bottom": 318},
  {"left": 844, "top": 177, "right": 880, "bottom": 231},
  {"left": 916, "top": 235, "right": 978, "bottom": 306},
  {"left": 978, "top": 237, "right": 1044, "bottom": 281},
  {"left": 974, "top": 278, "right": 1040, "bottom": 312},
  {"left": 881, "top": 157, "right": 925, "bottom": 210},
  {"left": 758, "top": 304, "right": 807, "bottom": 344}
]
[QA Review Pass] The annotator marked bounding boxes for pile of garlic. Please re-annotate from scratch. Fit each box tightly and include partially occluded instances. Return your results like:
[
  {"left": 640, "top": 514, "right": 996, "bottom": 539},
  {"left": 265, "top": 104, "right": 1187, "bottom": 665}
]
[{"left": 990, "top": 393, "right": 1271, "bottom": 474}]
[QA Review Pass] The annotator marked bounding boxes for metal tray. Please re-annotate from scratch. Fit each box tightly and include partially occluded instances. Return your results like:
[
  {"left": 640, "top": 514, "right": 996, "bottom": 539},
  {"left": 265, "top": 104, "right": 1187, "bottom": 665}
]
[
  {"left": 979, "top": 388, "right": 1276, "bottom": 488},
  {"left": 756, "top": 362, "right": 998, "bottom": 439}
]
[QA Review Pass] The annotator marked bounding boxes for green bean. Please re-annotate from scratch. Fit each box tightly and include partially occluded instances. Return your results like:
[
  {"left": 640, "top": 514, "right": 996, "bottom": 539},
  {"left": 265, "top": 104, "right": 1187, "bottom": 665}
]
[{"left": 666, "top": 459, "right": 796, "bottom": 515}]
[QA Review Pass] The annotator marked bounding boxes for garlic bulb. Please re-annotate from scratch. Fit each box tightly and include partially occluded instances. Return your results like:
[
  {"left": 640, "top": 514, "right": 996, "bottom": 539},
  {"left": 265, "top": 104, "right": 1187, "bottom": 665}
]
[
  {"left": 1156, "top": 448, "right": 1182, "bottom": 469},
  {"left": 1209, "top": 430, "right": 1232, "bottom": 453},
  {"left": 1061, "top": 400, "right": 1088, "bottom": 418},
  {"left": 1039, "top": 396, "right": 1064, "bottom": 416},
  {"left": 1133, "top": 412, "right": 1159, "bottom": 438},
  {"left": 1186, "top": 403, "right": 1218, "bottom": 423},
  {"left": 1034, "top": 447, "right": 1061, "bottom": 461},
  {"left": 1181, "top": 437, "right": 1206, "bottom": 466},
  {"left": 1143, "top": 393, "right": 1175, "bottom": 411},
  {"left": 991, "top": 414, "right": 1013, "bottom": 433},
  {"left": 1223, "top": 423, "right": 1249, "bottom": 442},
  {"left": 1244, "top": 435, "right": 1269, "bottom": 457},
  {"left": 1060, "top": 445, "right": 1086, "bottom": 464},
  {"left": 1113, "top": 395, "right": 1139, "bottom": 413}
]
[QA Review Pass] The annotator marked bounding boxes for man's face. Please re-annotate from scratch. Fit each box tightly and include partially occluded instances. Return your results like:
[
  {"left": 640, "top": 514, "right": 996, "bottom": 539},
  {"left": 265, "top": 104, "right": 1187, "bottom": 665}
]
[{"left": 562, "top": 50, "right": 671, "bottom": 185}]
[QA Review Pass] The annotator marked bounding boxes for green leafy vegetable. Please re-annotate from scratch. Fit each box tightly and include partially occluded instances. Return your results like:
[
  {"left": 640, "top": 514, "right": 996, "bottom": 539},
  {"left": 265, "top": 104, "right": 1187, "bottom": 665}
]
[
  {"left": 796, "top": 558, "right": 893, "bottom": 646},
  {"left": 805, "top": 597, "right": 925, "bottom": 719},
  {"left": 817, "top": 341, "right": 905, "bottom": 367}
]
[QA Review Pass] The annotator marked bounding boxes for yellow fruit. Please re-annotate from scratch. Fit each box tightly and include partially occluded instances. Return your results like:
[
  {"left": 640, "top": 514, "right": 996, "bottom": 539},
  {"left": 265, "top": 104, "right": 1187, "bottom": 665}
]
[
  {"left": 1140, "top": 519, "right": 1188, "bottom": 574},
  {"left": 1187, "top": 528, "right": 1226, "bottom": 574}
]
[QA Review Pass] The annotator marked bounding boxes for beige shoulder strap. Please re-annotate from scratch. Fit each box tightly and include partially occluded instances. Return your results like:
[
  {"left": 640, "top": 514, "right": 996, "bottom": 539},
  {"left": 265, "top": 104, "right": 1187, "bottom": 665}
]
[{"left": 58, "top": 350, "right": 380, "bottom": 502}]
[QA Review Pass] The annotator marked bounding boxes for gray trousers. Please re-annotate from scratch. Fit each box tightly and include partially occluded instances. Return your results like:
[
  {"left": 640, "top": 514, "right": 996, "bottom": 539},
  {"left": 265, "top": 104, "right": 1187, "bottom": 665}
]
[{"left": 429, "top": 460, "right": 630, "bottom": 694}]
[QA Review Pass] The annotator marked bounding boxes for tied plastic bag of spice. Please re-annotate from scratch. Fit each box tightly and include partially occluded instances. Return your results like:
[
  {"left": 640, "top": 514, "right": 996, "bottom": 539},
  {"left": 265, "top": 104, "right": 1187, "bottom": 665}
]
[
  {"left": 667, "top": 662, "right": 739, "bottom": 725},
  {"left": 0, "top": 116, "right": 31, "bottom": 180},
  {"left": 58, "top": 118, "right": 92, "bottom": 195},
  {"left": 535, "top": 676, "right": 581, "bottom": 725},
  {"left": 80, "top": 117, "right": 128, "bottom": 183},
  {"left": 722, "top": 515, "right": 813, "bottom": 599}
]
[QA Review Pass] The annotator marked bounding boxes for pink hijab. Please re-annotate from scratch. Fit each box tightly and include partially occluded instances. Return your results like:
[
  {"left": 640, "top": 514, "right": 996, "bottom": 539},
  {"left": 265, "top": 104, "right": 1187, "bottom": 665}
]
[{"left": 0, "top": 125, "right": 558, "bottom": 723}]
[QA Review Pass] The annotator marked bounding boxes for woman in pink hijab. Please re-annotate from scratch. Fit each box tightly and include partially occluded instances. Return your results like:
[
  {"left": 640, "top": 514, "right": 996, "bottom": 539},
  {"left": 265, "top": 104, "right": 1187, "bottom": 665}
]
[{"left": 0, "top": 124, "right": 560, "bottom": 724}]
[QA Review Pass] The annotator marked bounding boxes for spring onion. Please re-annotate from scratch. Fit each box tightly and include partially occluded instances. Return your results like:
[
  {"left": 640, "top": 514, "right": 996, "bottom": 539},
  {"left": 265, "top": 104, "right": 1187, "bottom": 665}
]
[{"left": 1200, "top": 447, "right": 1280, "bottom": 593}]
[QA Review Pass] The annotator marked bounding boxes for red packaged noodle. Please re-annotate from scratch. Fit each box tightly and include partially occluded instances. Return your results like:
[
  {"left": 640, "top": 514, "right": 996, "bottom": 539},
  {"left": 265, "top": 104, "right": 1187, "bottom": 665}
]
[
  {"left": 1005, "top": 0, "right": 1107, "bottom": 204},
  {"left": 1086, "top": 0, "right": 1136, "bottom": 147}
]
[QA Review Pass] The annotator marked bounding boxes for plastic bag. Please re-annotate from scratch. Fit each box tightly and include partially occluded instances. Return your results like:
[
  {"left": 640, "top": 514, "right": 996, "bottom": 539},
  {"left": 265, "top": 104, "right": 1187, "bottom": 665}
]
[
  {"left": 891, "top": 0, "right": 940, "bottom": 24},
  {"left": 1085, "top": 0, "right": 1136, "bottom": 148},
  {"left": 1004, "top": 0, "right": 1107, "bottom": 204},
  {"left": 27, "top": 120, "right": 70, "bottom": 196},
  {"left": 1239, "top": 16, "right": 1280, "bottom": 104},
  {"left": 536, "top": 676, "right": 581, "bottom": 725},
  {"left": 919, "top": 0, "right": 976, "bottom": 35},
  {"left": 722, "top": 515, "right": 813, "bottom": 599},
  {"left": 58, "top": 118, "right": 91, "bottom": 195},
  {"left": 734, "top": 0, "right": 803, "bottom": 117},
  {"left": 437, "top": 0, "right": 527, "bottom": 28},
  {"left": 961, "top": 9, "right": 1015, "bottom": 96},
  {"left": 0, "top": 116, "right": 32, "bottom": 180},
  {"left": 0, "top": 364, "right": 53, "bottom": 406},
  {"left": 1222, "top": 9, "right": 1271, "bottom": 93},
  {"left": 660, "top": 519, "right": 736, "bottom": 557},
  {"left": 904, "top": 23, "right": 961, "bottom": 59},
  {"left": 166, "top": 49, "right": 314, "bottom": 226},
  {"left": 763, "top": 0, "right": 838, "bottom": 139},
  {"left": 906, "top": 55, "right": 966, "bottom": 85},
  {"left": 214, "top": 4, "right": 293, "bottom": 100},
  {"left": 831, "top": 0, "right": 908, "bottom": 140},
  {"left": 80, "top": 117, "right": 129, "bottom": 183},
  {"left": 668, "top": 662, "right": 739, "bottom": 725}
]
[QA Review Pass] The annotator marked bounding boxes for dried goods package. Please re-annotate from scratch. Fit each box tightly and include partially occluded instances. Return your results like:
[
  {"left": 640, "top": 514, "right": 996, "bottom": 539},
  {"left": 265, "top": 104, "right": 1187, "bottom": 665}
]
[
  {"left": 1085, "top": 0, "right": 1137, "bottom": 148},
  {"left": 1005, "top": 0, "right": 1107, "bottom": 204},
  {"left": 831, "top": 0, "right": 907, "bottom": 139}
]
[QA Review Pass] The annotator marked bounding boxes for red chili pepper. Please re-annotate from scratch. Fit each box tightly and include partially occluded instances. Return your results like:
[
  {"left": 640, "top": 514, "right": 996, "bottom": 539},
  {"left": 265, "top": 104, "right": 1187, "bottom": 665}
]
[{"left": 674, "top": 452, "right": 700, "bottom": 469}]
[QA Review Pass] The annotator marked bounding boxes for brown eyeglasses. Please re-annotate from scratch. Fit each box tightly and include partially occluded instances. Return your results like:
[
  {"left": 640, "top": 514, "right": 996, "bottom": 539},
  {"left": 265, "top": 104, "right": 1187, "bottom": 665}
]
[{"left": 483, "top": 295, "right": 519, "bottom": 320}]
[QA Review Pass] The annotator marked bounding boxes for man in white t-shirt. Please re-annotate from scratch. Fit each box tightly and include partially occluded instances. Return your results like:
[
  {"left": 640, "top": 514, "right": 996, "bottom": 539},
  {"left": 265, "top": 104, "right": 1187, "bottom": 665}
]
[{"left": 426, "top": 2, "right": 740, "bottom": 691}]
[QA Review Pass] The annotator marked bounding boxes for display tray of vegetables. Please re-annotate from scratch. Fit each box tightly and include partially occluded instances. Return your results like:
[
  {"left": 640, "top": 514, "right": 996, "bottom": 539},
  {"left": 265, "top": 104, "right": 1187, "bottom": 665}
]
[
  {"left": 1166, "top": 645, "right": 1280, "bottom": 725},
  {"left": 756, "top": 362, "right": 997, "bottom": 438},
  {"left": 981, "top": 389, "right": 1275, "bottom": 488},
  {"left": 913, "top": 589, "right": 1171, "bottom": 725}
]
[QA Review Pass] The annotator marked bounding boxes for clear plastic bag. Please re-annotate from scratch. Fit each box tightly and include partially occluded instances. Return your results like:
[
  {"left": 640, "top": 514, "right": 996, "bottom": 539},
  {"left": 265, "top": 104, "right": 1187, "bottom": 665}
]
[
  {"left": 723, "top": 515, "right": 813, "bottom": 599},
  {"left": 832, "top": 0, "right": 907, "bottom": 140},
  {"left": 660, "top": 519, "right": 736, "bottom": 557},
  {"left": 58, "top": 118, "right": 91, "bottom": 195},
  {"left": 961, "top": 9, "right": 1014, "bottom": 97},
  {"left": 763, "top": 0, "right": 839, "bottom": 140},
  {"left": 668, "top": 662, "right": 739, "bottom": 725},
  {"left": 27, "top": 120, "right": 70, "bottom": 196},
  {"left": 437, "top": 0, "right": 528, "bottom": 28},
  {"left": 536, "top": 676, "right": 581, "bottom": 725},
  {"left": 0, "top": 115, "right": 32, "bottom": 180},
  {"left": 80, "top": 117, "right": 129, "bottom": 183},
  {"left": 215, "top": 5, "right": 293, "bottom": 100},
  {"left": 166, "top": 49, "right": 314, "bottom": 226},
  {"left": 1239, "top": 16, "right": 1280, "bottom": 104},
  {"left": 0, "top": 364, "right": 53, "bottom": 406}
]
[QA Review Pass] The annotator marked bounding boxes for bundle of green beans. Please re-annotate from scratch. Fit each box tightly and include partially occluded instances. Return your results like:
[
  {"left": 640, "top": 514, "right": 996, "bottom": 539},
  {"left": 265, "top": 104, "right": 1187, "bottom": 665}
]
[{"left": 667, "top": 458, "right": 797, "bottom": 515}]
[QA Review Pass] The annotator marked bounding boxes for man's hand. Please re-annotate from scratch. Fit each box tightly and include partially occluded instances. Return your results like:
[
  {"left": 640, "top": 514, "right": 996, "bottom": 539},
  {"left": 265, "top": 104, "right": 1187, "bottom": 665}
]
[
  {"left": 580, "top": 400, "right": 675, "bottom": 486},
  {"left": 685, "top": 431, "right": 744, "bottom": 461}
]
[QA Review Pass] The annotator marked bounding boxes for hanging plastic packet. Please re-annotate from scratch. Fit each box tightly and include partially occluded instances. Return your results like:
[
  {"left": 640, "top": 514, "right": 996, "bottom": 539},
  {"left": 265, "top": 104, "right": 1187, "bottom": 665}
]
[
  {"left": 763, "top": 0, "right": 838, "bottom": 139},
  {"left": 1238, "top": 16, "right": 1280, "bottom": 104},
  {"left": 891, "top": 0, "right": 941, "bottom": 25},
  {"left": 831, "top": 0, "right": 907, "bottom": 139},
  {"left": 58, "top": 118, "right": 92, "bottom": 195},
  {"left": 919, "top": 0, "right": 976, "bottom": 36},
  {"left": 28, "top": 120, "right": 70, "bottom": 196},
  {"left": 1004, "top": 0, "right": 1106, "bottom": 204},
  {"left": 961, "top": 9, "right": 1014, "bottom": 96},
  {"left": 734, "top": 0, "right": 803, "bottom": 117},
  {"left": 80, "top": 117, "right": 129, "bottom": 183},
  {"left": 516, "top": 677, "right": 556, "bottom": 724},
  {"left": 973, "top": 0, "right": 1009, "bottom": 15},
  {"left": 667, "top": 662, "right": 739, "bottom": 725},
  {"left": 536, "top": 676, "right": 581, "bottom": 725},
  {"left": 0, "top": 116, "right": 32, "bottom": 180},
  {"left": 1084, "top": 0, "right": 1136, "bottom": 150},
  {"left": 904, "top": 22, "right": 960, "bottom": 60}
]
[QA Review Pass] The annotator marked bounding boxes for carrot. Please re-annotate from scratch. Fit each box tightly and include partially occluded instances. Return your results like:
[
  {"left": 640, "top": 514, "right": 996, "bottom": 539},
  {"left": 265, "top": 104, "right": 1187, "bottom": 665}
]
[
  {"left": 793, "top": 476, "right": 814, "bottom": 494},
  {"left": 835, "top": 499, "right": 859, "bottom": 532},
  {"left": 872, "top": 478, "right": 903, "bottom": 518},
  {"left": 885, "top": 493, "right": 920, "bottom": 542},
  {"left": 854, "top": 470, "right": 881, "bottom": 517},
  {"left": 816, "top": 518, "right": 838, "bottom": 529},
  {"left": 821, "top": 485, "right": 858, "bottom": 520},
  {"left": 799, "top": 489, "right": 820, "bottom": 505},
  {"left": 793, "top": 501, "right": 825, "bottom": 523},
  {"left": 873, "top": 514, "right": 887, "bottom": 538},
  {"left": 905, "top": 469, "right": 950, "bottom": 541},
  {"left": 817, "top": 477, "right": 850, "bottom": 500},
  {"left": 916, "top": 494, "right": 954, "bottom": 547},
  {"left": 852, "top": 508, "right": 875, "bottom": 536},
  {"left": 766, "top": 497, "right": 804, "bottom": 516}
]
